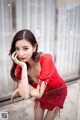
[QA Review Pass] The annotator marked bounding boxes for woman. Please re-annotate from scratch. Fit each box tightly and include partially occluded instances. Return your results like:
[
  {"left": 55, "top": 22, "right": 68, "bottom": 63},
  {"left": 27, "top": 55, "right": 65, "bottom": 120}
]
[{"left": 9, "top": 29, "right": 67, "bottom": 120}]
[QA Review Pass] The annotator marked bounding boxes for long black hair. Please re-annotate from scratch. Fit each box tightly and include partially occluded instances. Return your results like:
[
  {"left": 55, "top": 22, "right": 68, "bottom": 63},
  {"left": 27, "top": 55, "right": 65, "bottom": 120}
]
[{"left": 9, "top": 29, "right": 42, "bottom": 82}]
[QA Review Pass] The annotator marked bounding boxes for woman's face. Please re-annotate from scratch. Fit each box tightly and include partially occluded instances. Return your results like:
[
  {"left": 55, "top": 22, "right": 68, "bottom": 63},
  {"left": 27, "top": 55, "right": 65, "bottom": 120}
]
[{"left": 15, "top": 39, "right": 36, "bottom": 62}]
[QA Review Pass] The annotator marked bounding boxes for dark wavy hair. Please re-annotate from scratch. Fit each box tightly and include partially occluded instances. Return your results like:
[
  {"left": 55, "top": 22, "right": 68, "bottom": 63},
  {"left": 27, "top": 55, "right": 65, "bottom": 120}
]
[{"left": 9, "top": 29, "right": 42, "bottom": 82}]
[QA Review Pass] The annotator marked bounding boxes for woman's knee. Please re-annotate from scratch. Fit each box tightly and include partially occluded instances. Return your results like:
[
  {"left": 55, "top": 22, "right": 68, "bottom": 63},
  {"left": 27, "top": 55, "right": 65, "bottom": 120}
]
[{"left": 34, "top": 102, "right": 41, "bottom": 109}]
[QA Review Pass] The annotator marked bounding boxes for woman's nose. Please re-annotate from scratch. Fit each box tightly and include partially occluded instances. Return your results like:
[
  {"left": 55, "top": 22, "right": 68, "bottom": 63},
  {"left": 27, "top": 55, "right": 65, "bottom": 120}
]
[{"left": 19, "top": 50, "right": 24, "bottom": 56}]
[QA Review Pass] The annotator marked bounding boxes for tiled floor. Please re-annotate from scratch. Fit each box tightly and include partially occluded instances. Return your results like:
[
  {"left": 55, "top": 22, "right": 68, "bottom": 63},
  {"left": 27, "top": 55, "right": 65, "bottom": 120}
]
[{"left": 0, "top": 79, "right": 80, "bottom": 120}]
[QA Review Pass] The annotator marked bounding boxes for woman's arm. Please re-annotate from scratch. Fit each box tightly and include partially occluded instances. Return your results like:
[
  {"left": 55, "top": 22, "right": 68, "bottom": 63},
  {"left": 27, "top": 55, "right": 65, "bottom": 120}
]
[
  {"left": 18, "top": 65, "right": 30, "bottom": 99},
  {"left": 11, "top": 52, "right": 30, "bottom": 99},
  {"left": 29, "top": 80, "right": 48, "bottom": 98}
]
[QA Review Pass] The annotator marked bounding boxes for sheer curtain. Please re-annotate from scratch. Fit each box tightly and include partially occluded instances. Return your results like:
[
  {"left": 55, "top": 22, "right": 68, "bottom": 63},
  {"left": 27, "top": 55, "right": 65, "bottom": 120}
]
[
  {"left": 56, "top": 0, "right": 80, "bottom": 78},
  {"left": 15, "top": 0, "right": 56, "bottom": 55},
  {"left": 0, "top": 0, "right": 14, "bottom": 97}
]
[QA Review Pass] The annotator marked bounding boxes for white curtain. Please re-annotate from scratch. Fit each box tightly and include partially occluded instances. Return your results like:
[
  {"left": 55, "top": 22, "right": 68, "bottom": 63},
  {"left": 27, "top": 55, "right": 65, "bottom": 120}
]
[
  {"left": 15, "top": 0, "right": 56, "bottom": 55},
  {"left": 56, "top": 0, "right": 80, "bottom": 78},
  {"left": 0, "top": 0, "right": 14, "bottom": 97}
]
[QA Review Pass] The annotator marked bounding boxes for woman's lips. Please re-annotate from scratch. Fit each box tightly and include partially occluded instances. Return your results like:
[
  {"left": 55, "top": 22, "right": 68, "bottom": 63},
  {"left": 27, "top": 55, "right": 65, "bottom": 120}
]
[{"left": 19, "top": 58, "right": 26, "bottom": 60}]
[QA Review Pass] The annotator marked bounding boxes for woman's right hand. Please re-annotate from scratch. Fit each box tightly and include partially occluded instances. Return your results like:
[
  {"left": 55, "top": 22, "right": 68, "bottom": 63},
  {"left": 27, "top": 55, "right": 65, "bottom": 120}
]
[
  {"left": 11, "top": 52, "right": 27, "bottom": 68},
  {"left": 11, "top": 88, "right": 19, "bottom": 102}
]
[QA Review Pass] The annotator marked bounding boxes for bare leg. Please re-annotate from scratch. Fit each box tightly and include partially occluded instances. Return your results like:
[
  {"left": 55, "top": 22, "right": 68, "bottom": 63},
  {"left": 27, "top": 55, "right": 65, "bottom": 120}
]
[
  {"left": 34, "top": 102, "right": 45, "bottom": 120},
  {"left": 44, "top": 107, "right": 60, "bottom": 120}
]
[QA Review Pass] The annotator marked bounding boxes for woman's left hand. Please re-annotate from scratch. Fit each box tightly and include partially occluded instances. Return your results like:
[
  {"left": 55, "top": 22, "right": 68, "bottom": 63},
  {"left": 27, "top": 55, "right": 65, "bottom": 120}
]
[{"left": 11, "top": 52, "right": 26, "bottom": 68}]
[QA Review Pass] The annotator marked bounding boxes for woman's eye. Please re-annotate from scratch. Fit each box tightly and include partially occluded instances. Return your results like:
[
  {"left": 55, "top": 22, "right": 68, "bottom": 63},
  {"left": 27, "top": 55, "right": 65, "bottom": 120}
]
[{"left": 23, "top": 48, "right": 29, "bottom": 50}]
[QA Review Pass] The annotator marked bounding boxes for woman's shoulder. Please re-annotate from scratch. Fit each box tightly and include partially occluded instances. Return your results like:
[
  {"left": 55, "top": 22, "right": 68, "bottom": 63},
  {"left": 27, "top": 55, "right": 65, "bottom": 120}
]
[{"left": 40, "top": 53, "right": 52, "bottom": 59}]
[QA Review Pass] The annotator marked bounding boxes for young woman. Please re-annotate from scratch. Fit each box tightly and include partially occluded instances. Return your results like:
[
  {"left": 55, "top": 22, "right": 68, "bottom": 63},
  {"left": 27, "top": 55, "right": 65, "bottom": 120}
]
[{"left": 9, "top": 29, "right": 67, "bottom": 120}]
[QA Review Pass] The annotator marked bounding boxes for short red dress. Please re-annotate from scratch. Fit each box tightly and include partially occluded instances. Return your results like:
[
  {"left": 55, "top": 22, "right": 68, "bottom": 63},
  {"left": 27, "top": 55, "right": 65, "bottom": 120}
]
[{"left": 16, "top": 54, "right": 67, "bottom": 111}]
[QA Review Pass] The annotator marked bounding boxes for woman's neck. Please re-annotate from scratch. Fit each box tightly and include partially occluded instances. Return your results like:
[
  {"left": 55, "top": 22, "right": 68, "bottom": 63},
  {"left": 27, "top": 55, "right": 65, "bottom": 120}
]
[{"left": 27, "top": 58, "right": 38, "bottom": 69}]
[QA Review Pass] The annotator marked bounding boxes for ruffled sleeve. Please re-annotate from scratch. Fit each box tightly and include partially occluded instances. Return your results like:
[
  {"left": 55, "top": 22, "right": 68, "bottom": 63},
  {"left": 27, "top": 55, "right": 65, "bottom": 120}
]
[
  {"left": 37, "top": 54, "right": 55, "bottom": 81},
  {"left": 37, "top": 54, "right": 55, "bottom": 95}
]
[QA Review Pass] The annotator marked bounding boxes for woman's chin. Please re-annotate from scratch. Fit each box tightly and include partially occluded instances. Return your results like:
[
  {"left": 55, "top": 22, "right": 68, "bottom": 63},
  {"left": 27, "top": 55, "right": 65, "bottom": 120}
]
[{"left": 20, "top": 59, "right": 27, "bottom": 62}]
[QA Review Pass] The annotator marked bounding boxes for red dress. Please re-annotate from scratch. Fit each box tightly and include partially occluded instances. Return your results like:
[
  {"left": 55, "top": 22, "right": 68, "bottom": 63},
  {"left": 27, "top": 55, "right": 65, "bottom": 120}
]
[{"left": 16, "top": 54, "right": 67, "bottom": 110}]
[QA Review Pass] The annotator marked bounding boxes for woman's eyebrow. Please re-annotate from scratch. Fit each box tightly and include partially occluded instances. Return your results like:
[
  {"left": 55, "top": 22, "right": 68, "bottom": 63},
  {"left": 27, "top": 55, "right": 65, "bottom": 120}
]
[
  {"left": 23, "top": 46, "right": 29, "bottom": 47},
  {"left": 15, "top": 45, "right": 29, "bottom": 48}
]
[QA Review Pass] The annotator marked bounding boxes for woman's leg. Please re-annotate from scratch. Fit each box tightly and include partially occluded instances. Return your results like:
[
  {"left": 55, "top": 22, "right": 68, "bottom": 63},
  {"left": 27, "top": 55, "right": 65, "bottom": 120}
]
[
  {"left": 44, "top": 107, "right": 60, "bottom": 120},
  {"left": 34, "top": 102, "right": 45, "bottom": 120}
]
